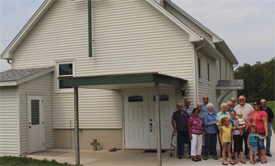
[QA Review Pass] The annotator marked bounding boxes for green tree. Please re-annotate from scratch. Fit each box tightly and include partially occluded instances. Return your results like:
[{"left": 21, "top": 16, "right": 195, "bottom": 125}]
[{"left": 234, "top": 58, "right": 274, "bottom": 102}]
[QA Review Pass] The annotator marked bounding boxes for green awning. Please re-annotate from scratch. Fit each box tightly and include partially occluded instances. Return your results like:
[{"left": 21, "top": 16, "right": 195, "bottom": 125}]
[{"left": 61, "top": 72, "right": 187, "bottom": 89}]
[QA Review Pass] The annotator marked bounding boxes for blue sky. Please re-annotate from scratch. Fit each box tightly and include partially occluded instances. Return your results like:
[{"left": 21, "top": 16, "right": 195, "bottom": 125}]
[{"left": 0, "top": 0, "right": 274, "bottom": 72}]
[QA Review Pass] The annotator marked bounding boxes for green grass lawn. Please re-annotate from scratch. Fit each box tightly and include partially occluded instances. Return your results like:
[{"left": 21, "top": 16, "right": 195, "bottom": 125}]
[
  {"left": 0, "top": 156, "right": 81, "bottom": 166},
  {"left": 249, "top": 101, "right": 275, "bottom": 132},
  {"left": 266, "top": 101, "right": 275, "bottom": 132}
]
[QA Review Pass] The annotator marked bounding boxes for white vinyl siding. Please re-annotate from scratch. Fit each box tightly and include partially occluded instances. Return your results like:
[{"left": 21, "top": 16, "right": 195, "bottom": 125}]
[
  {"left": 197, "top": 52, "right": 219, "bottom": 108},
  {"left": 221, "top": 59, "right": 235, "bottom": 103},
  {"left": 19, "top": 73, "right": 53, "bottom": 155},
  {"left": 220, "top": 58, "right": 233, "bottom": 80},
  {"left": 165, "top": 3, "right": 213, "bottom": 45},
  {"left": 53, "top": 88, "right": 122, "bottom": 129},
  {"left": 11, "top": 0, "right": 196, "bottom": 128},
  {"left": 0, "top": 87, "right": 19, "bottom": 156},
  {"left": 227, "top": 60, "right": 233, "bottom": 79}
]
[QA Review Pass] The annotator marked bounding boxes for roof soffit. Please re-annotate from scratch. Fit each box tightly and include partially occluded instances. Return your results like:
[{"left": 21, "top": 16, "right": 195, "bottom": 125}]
[
  {"left": 195, "top": 39, "right": 223, "bottom": 61},
  {"left": 215, "top": 41, "right": 238, "bottom": 65}
]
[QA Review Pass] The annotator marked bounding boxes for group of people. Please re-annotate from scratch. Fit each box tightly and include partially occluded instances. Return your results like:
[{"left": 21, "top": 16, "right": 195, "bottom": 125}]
[{"left": 171, "top": 95, "right": 274, "bottom": 165}]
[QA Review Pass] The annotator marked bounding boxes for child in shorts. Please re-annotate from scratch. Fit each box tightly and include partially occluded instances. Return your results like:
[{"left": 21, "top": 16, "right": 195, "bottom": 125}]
[
  {"left": 248, "top": 125, "right": 265, "bottom": 164},
  {"left": 219, "top": 117, "right": 234, "bottom": 165}
]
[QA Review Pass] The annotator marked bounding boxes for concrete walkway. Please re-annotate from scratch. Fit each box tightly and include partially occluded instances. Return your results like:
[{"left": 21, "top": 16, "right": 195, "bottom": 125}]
[{"left": 27, "top": 136, "right": 275, "bottom": 166}]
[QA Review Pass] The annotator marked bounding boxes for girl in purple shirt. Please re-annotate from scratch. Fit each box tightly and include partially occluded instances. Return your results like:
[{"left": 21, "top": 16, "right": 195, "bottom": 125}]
[{"left": 188, "top": 108, "right": 205, "bottom": 162}]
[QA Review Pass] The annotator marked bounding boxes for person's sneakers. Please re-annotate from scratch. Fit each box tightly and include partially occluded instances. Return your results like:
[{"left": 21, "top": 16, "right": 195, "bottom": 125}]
[
  {"left": 213, "top": 156, "right": 218, "bottom": 160},
  {"left": 178, "top": 154, "right": 182, "bottom": 159},
  {"left": 266, "top": 153, "right": 272, "bottom": 157},
  {"left": 203, "top": 156, "right": 208, "bottom": 160},
  {"left": 246, "top": 155, "right": 250, "bottom": 159}
]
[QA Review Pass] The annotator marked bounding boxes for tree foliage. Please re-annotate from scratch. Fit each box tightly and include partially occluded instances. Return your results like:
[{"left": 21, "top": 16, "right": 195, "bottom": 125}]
[{"left": 234, "top": 58, "right": 275, "bottom": 102}]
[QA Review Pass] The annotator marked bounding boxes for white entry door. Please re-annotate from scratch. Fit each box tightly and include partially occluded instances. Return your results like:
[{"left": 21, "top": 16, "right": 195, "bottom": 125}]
[
  {"left": 124, "top": 90, "right": 175, "bottom": 149},
  {"left": 149, "top": 90, "right": 174, "bottom": 149},
  {"left": 124, "top": 91, "right": 149, "bottom": 148},
  {"left": 28, "top": 96, "right": 44, "bottom": 153}
]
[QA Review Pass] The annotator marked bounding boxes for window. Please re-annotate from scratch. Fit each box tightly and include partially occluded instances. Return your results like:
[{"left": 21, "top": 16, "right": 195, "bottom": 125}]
[
  {"left": 128, "top": 96, "right": 143, "bottom": 102},
  {"left": 207, "top": 63, "right": 210, "bottom": 81},
  {"left": 219, "top": 60, "right": 222, "bottom": 79},
  {"left": 56, "top": 61, "right": 75, "bottom": 91},
  {"left": 225, "top": 61, "right": 228, "bottom": 79},
  {"left": 153, "top": 95, "right": 169, "bottom": 101},
  {"left": 198, "top": 57, "right": 201, "bottom": 79},
  {"left": 31, "top": 100, "right": 40, "bottom": 125}
]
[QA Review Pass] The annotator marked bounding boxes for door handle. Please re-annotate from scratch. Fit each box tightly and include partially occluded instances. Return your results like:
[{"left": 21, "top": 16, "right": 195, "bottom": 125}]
[
  {"left": 150, "top": 123, "right": 152, "bottom": 132},
  {"left": 29, "top": 126, "right": 31, "bottom": 129}
]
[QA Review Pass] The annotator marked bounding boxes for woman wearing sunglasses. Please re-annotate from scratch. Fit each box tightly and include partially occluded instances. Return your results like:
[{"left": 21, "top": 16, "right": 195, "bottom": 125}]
[{"left": 250, "top": 100, "right": 268, "bottom": 164}]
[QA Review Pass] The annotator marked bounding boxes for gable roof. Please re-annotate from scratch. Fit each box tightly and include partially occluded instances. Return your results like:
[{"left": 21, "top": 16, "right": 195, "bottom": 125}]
[
  {"left": 164, "top": 0, "right": 238, "bottom": 65},
  {"left": 164, "top": 0, "right": 222, "bottom": 42},
  {"left": 1, "top": 0, "right": 56, "bottom": 59},
  {"left": 146, "top": 0, "right": 202, "bottom": 42},
  {"left": 0, "top": 67, "right": 54, "bottom": 86},
  {"left": 1, "top": 0, "right": 237, "bottom": 64}
]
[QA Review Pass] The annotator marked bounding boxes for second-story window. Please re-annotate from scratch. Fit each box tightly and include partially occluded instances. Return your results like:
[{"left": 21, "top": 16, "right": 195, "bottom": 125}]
[
  {"left": 198, "top": 57, "right": 201, "bottom": 79},
  {"left": 225, "top": 61, "right": 228, "bottom": 79},
  {"left": 219, "top": 60, "right": 222, "bottom": 80},
  {"left": 56, "top": 61, "right": 75, "bottom": 91},
  {"left": 207, "top": 62, "right": 210, "bottom": 82}
]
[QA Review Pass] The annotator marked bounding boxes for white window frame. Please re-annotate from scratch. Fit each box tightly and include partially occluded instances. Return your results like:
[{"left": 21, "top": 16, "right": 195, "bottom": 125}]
[
  {"left": 207, "top": 59, "right": 211, "bottom": 83},
  {"left": 219, "top": 59, "right": 222, "bottom": 80},
  {"left": 198, "top": 54, "right": 202, "bottom": 82},
  {"left": 55, "top": 60, "right": 76, "bottom": 93},
  {"left": 225, "top": 60, "right": 228, "bottom": 80}
]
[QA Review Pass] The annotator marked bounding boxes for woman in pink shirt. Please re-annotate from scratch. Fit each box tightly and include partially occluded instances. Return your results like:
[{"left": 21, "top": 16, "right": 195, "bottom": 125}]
[
  {"left": 188, "top": 108, "right": 204, "bottom": 162},
  {"left": 250, "top": 100, "right": 268, "bottom": 164}
]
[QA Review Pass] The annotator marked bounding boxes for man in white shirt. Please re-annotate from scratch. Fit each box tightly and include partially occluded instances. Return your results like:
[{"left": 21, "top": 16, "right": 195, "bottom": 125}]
[{"left": 234, "top": 95, "right": 254, "bottom": 159}]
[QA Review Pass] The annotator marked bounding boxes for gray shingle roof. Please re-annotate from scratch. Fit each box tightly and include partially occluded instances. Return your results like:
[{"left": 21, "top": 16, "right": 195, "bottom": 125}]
[
  {"left": 0, "top": 67, "right": 52, "bottom": 82},
  {"left": 216, "top": 80, "right": 244, "bottom": 87}
]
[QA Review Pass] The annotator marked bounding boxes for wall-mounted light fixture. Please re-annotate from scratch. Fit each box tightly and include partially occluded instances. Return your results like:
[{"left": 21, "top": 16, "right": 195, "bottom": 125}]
[{"left": 177, "top": 89, "right": 188, "bottom": 96}]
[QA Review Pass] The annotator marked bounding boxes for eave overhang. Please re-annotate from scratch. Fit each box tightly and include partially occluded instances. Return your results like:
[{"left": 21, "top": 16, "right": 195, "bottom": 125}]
[
  {"left": 194, "top": 38, "right": 223, "bottom": 61},
  {"left": 215, "top": 41, "right": 238, "bottom": 65}
]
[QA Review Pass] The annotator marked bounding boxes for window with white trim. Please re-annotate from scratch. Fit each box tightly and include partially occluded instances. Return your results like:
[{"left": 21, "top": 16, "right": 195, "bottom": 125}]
[
  {"left": 198, "top": 57, "right": 201, "bottom": 79},
  {"left": 219, "top": 60, "right": 222, "bottom": 80},
  {"left": 207, "top": 61, "right": 210, "bottom": 82},
  {"left": 225, "top": 61, "right": 228, "bottom": 79},
  {"left": 56, "top": 61, "right": 75, "bottom": 91}
]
